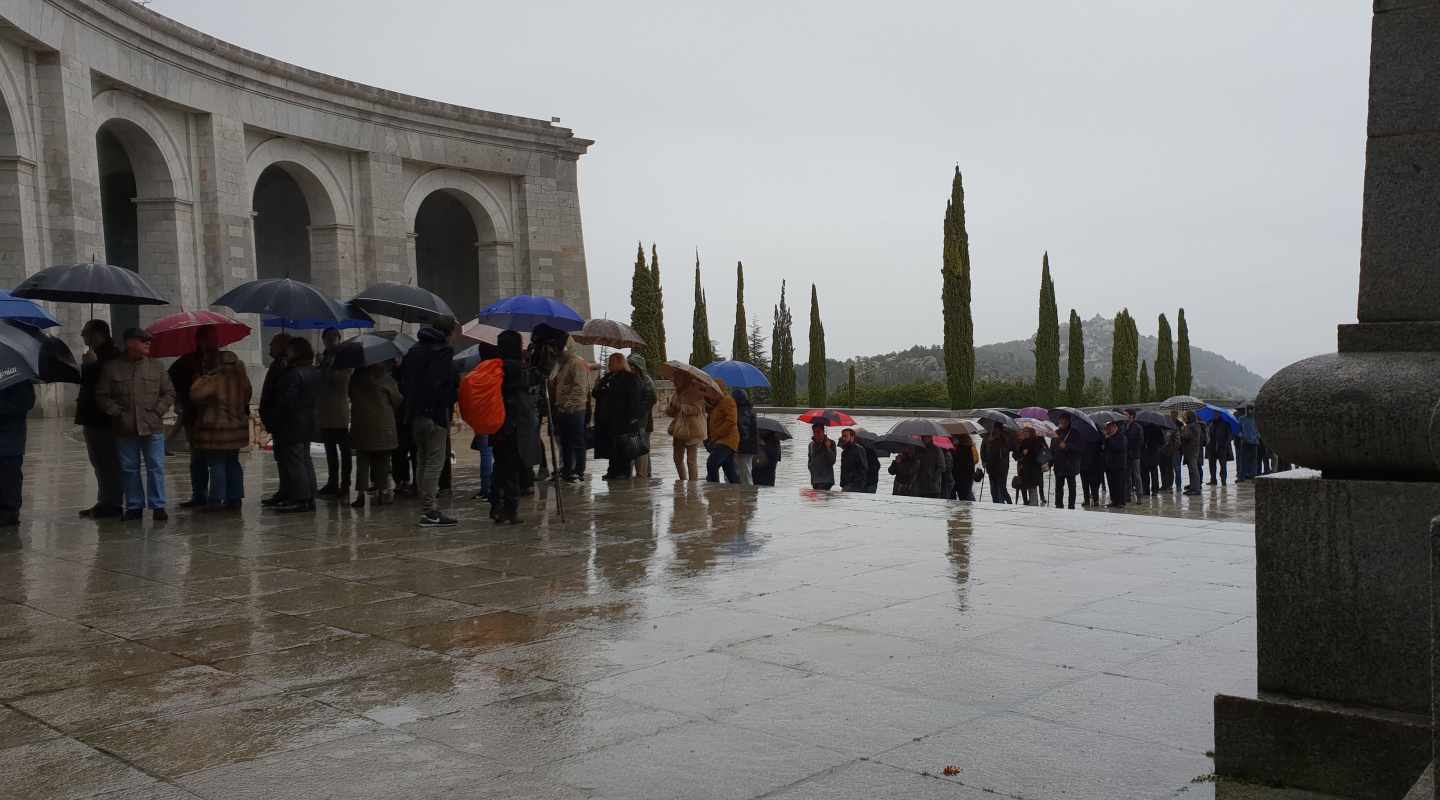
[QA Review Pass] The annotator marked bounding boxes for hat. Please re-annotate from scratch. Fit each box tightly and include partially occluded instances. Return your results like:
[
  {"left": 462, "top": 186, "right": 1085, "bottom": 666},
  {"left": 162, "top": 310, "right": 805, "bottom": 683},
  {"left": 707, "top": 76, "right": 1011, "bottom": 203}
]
[
  {"left": 122, "top": 327, "right": 151, "bottom": 342},
  {"left": 532, "top": 323, "right": 569, "bottom": 349},
  {"left": 627, "top": 353, "right": 647, "bottom": 371}
]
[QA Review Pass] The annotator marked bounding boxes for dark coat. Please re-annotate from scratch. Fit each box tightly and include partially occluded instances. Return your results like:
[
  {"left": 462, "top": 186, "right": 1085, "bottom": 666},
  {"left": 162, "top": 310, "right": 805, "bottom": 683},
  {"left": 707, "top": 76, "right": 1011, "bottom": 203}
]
[
  {"left": 808, "top": 438, "right": 836, "bottom": 488},
  {"left": 1102, "top": 430, "right": 1129, "bottom": 471},
  {"left": 734, "top": 391, "right": 757, "bottom": 456},
  {"left": 267, "top": 365, "right": 319, "bottom": 446},
  {"left": 75, "top": 341, "right": 121, "bottom": 428},
  {"left": 839, "top": 441, "right": 868, "bottom": 492},
  {"left": 1208, "top": 420, "right": 1234, "bottom": 462},
  {"left": 1124, "top": 421, "right": 1144, "bottom": 462},
  {"left": 258, "top": 357, "right": 287, "bottom": 435},
  {"left": 1141, "top": 425, "right": 1166, "bottom": 468},
  {"left": 398, "top": 326, "right": 456, "bottom": 427},
  {"left": 913, "top": 443, "right": 944, "bottom": 498},
  {"left": 864, "top": 445, "right": 881, "bottom": 493},
  {"left": 0, "top": 381, "right": 35, "bottom": 457},
  {"left": 1181, "top": 421, "right": 1206, "bottom": 465},
  {"left": 981, "top": 432, "right": 1011, "bottom": 474},
  {"left": 1082, "top": 437, "right": 1104, "bottom": 475},
  {"left": 1014, "top": 437, "right": 1045, "bottom": 488},
  {"left": 168, "top": 352, "right": 202, "bottom": 429},
  {"left": 348, "top": 367, "right": 402, "bottom": 452},
  {"left": 1050, "top": 427, "right": 1084, "bottom": 478},
  {"left": 754, "top": 432, "right": 781, "bottom": 486},
  {"left": 592, "top": 371, "right": 643, "bottom": 460},
  {"left": 496, "top": 358, "right": 542, "bottom": 467},
  {"left": 889, "top": 451, "right": 917, "bottom": 496}
]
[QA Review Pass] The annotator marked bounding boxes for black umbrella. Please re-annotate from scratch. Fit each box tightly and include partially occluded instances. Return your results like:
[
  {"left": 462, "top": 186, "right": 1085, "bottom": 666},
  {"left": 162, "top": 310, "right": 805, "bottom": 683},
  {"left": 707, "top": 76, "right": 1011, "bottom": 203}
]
[
  {"left": 870, "top": 434, "right": 928, "bottom": 456},
  {"left": 33, "top": 331, "right": 79, "bottom": 384},
  {"left": 885, "top": 418, "right": 951, "bottom": 439},
  {"left": 351, "top": 282, "right": 455, "bottom": 324},
  {"left": 453, "top": 343, "right": 501, "bottom": 373},
  {"left": 215, "top": 278, "right": 368, "bottom": 326},
  {"left": 975, "top": 409, "right": 1021, "bottom": 431},
  {"left": 852, "top": 427, "right": 880, "bottom": 445},
  {"left": 1136, "top": 409, "right": 1178, "bottom": 430},
  {"left": 372, "top": 330, "right": 418, "bottom": 354},
  {"left": 1090, "top": 410, "right": 1126, "bottom": 427},
  {"left": 13, "top": 262, "right": 167, "bottom": 305},
  {"left": 331, "top": 334, "right": 405, "bottom": 370},
  {"left": 755, "top": 417, "right": 793, "bottom": 440},
  {"left": 1050, "top": 406, "right": 1100, "bottom": 439},
  {"left": 0, "top": 322, "right": 40, "bottom": 390}
]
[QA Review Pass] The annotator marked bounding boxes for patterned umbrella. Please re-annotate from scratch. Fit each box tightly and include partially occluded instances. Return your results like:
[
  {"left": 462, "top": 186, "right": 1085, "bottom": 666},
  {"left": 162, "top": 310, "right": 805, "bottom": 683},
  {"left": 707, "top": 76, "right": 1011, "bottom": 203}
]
[
  {"left": 146, "top": 310, "right": 251, "bottom": 358},
  {"left": 1090, "top": 410, "right": 1126, "bottom": 427},
  {"left": 975, "top": 409, "right": 1022, "bottom": 431},
  {"left": 662, "top": 361, "right": 724, "bottom": 399},
  {"left": 797, "top": 409, "right": 856, "bottom": 427},
  {"left": 1016, "top": 418, "right": 1058, "bottom": 438},
  {"left": 1018, "top": 406, "right": 1050, "bottom": 421},
  {"left": 460, "top": 321, "right": 530, "bottom": 348},
  {"left": 940, "top": 419, "right": 983, "bottom": 435},
  {"left": 572, "top": 318, "right": 645, "bottom": 349},
  {"left": 1160, "top": 395, "right": 1206, "bottom": 412}
]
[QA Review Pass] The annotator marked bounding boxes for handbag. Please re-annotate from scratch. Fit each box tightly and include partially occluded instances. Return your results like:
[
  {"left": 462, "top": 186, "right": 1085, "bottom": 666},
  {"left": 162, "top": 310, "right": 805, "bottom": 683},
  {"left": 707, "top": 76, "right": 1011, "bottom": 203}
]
[{"left": 617, "top": 431, "right": 649, "bottom": 460}]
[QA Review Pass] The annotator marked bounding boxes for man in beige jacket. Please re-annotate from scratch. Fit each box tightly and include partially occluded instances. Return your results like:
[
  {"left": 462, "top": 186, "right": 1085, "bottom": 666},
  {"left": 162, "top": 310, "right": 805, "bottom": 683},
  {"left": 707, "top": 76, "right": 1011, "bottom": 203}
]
[
  {"left": 547, "top": 332, "right": 591, "bottom": 483},
  {"left": 97, "top": 328, "right": 176, "bottom": 521}
]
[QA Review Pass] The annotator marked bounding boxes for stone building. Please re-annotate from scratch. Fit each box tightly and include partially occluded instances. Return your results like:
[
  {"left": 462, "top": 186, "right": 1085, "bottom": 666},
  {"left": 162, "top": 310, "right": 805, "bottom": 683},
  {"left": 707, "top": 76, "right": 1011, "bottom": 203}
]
[{"left": 0, "top": 0, "right": 591, "bottom": 377}]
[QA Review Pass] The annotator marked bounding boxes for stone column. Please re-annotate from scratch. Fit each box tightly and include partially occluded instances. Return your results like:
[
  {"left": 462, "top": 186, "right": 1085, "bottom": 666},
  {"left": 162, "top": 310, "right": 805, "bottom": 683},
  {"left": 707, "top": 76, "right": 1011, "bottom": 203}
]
[
  {"left": 1212, "top": 3, "right": 1440, "bottom": 797},
  {"left": 133, "top": 197, "right": 197, "bottom": 327},
  {"left": 192, "top": 113, "right": 260, "bottom": 368},
  {"left": 478, "top": 239, "right": 516, "bottom": 310},
  {"left": 308, "top": 223, "right": 357, "bottom": 299},
  {"left": 0, "top": 156, "right": 39, "bottom": 288},
  {"left": 355, "top": 151, "right": 407, "bottom": 285}
]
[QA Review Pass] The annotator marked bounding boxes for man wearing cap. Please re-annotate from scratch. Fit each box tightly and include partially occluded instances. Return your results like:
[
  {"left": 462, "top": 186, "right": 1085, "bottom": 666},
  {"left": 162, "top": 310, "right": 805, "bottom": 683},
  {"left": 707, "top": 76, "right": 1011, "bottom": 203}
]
[
  {"left": 542, "top": 325, "right": 588, "bottom": 483},
  {"left": 398, "top": 315, "right": 458, "bottom": 527},
  {"left": 96, "top": 328, "right": 175, "bottom": 521},
  {"left": 76, "top": 319, "right": 123, "bottom": 518}
]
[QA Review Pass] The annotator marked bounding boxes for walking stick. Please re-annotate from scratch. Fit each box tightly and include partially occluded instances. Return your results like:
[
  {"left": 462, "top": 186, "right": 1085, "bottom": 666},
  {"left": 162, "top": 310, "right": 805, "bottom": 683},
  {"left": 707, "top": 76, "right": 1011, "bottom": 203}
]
[{"left": 543, "top": 386, "right": 565, "bottom": 523}]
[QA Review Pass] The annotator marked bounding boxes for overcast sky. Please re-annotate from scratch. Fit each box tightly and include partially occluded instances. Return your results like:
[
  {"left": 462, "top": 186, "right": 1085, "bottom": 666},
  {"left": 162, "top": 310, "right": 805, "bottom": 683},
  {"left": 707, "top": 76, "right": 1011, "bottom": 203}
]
[{"left": 154, "top": 1, "right": 1370, "bottom": 377}]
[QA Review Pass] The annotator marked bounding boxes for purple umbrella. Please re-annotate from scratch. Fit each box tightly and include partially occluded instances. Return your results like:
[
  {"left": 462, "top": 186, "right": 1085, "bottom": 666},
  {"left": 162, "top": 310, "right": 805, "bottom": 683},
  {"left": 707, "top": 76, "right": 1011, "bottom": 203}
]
[{"left": 1019, "top": 406, "right": 1050, "bottom": 421}]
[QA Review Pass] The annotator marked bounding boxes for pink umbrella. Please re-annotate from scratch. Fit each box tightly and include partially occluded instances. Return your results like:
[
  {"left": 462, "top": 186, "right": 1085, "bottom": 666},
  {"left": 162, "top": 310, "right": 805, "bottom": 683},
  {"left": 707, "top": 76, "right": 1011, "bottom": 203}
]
[
  {"left": 1018, "top": 406, "right": 1050, "bottom": 421},
  {"left": 460, "top": 320, "right": 530, "bottom": 348},
  {"left": 146, "top": 310, "right": 250, "bottom": 358}
]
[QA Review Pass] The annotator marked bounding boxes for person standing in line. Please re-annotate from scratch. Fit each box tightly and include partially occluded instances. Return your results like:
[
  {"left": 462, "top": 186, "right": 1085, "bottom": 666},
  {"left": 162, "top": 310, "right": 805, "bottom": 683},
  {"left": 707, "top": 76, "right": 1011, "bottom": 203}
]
[
  {"left": 838, "top": 428, "right": 869, "bottom": 492},
  {"left": 547, "top": 330, "right": 590, "bottom": 482},
  {"left": 1141, "top": 421, "right": 1165, "bottom": 496},
  {"left": 1051, "top": 415, "right": 1082, "bottom": 510},
  {"left": 1170, "top": 412, "right": 1186, "bottom": 492},
  {"left": 491, "top": 330, "right": 540, "bottom": 524},
  {"left": 186, "top": 328, "right": 251, "bottom": 512},
  {"left": 0, "top": 379, "right": 35, "bottom": 528},
  {"left": 259, "top": 333, "right": 291, "bottom": 507},
  {"left": 266, "top": 337, "right": 320, "bottom": 514},
  {"left": 732, "top": 389, "right": 757, "bottom": 486},
  {"left": 1080, "top": 430, "right": 1103, "bottom": 507},
  {"left": 594, "top": 352, "right": 645, "bottom": 480},
  {"left": 889, "top": 445, "right": 917, "bottom": 496},
  {"left": 951, "top": 433, "right": 978, "bottom": 502},
  {"left": 666, "top": 375, "right": 708, "bottom": 481},
  {"left": 940, "top": 444, "right": 956, "bottom": 501},
  {"left": 390, "top": 353, "right": 417, "bottom": 498},
  {"left": 348, "top": 362, "right": 401, "bottom": 508},
  {"left": 1236, "top": 405, "right": 1260, "bottom": 482},
  {"left": 316, "top": 328, "right": 353, "bottom": 498},
  {"left": 628, "top": 354, "right": 657, "bottom": 479},
  {"left": 863, "top": 437, "right": 882, "bottom": 494},
  {"left": 1180, "top": 410, "right": 1205, "bottom": 495},
  {"left": 167, "top": 332, "right": 208, "bottom": 509},
  {"left": 1123, "top": 410, "right": 1145, "bottom": 500},
  {"left": 76, "top": 320, "right": 122, "bottom": 518},
  {"left": 704, "top": 379, "right": 739, "bottom": 483},
  {"left": 97, "top": 328, "right": 175, "bottom": 522},
  {"left": 399, "top": 316, "right": 458, "bottom": 527},
  {"left": 1013, "top": 427, "right": 1045, "bottom": 506},
  {"left": 980, "top": 427, "right": 1013, "bottom": 503},
  {"left": 913, "top": 435, "right": 945, "bottom": 499},
  {"left": 1207, "top": 414, "right": 1234, "bottom": 486},
  {"left": 753, "top": 428, "right": 782, "bottom": 487},
  {"left": 807, "top": 423, "right": 836, "bottom": 490},
  {"left": 1101, "top": 420, "right": 1129, "bottom": 509}
]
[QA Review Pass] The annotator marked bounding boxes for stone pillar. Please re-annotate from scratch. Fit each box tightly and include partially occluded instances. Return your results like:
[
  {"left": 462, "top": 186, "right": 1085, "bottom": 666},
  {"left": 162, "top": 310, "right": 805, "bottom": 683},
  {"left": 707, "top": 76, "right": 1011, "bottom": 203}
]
[
  {"left": 0, "top": 156, "right": 39, "bottom": 288},
  {"left": 192, "top": 113, "right": 260, "bottom": 367},
  {"left": 1212, "top": 3, "right": 1440, "bottom": 797},
  {"left": 479, "top": 239, "right": 516, "bottom": 310},
  {"left": 307, "top": 223, "right": 357, "bottom": 299},
  {"left": 355, "top": 151, "right": 407, "bottom": 285}
]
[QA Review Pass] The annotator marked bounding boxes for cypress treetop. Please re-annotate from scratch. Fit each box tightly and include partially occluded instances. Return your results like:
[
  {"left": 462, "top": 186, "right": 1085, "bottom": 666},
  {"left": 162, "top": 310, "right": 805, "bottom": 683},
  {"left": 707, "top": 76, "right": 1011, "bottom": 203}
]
[
  {"left": 650, "top": 244, "right": 667, "bottom": 365},
  {"left": 629, "top": 241, "right": 658, "bottom": 374},
  {"left": 1066, "top": 309, "right": 1086, "bottom": 406},
  {"left": 732, "top": 261, "right": 749, "bottom": 362},
  {"left": 1139, "top": 360, "right": 1151, "bottom": 403},
  {"left": 1154, "top": 313, "right": 1174, "bottom": 400},
  {"left": 771, "top": 281, "right": 796, "bottom": 406},
  {"left": 1035, "top": 252, "right": 1060, "bottom": 407},
  {"left": 808, "top": 284, "right": 827, "bottom": 407},
  {"left": 941, "top": 167, "right": 975, "bottom": 409},
  {"left": 1175, "top": 309, "right": 1193, "bottom": 395},
  {"left": 690, "top": 253, "right": 714, "bottom": 367}
]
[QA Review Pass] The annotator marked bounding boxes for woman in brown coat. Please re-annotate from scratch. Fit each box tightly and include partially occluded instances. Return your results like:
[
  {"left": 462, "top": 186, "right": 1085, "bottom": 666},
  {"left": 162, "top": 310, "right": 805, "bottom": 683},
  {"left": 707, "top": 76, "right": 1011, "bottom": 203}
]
[
  {"left": 348, "top": 362, "right": 402, "bottom": 508},
  {"left": 666, "top": 374, "right": 709, "bottom": 482},
  {"left": 188, "top": 349, "right": 252, "bottom": 511}
]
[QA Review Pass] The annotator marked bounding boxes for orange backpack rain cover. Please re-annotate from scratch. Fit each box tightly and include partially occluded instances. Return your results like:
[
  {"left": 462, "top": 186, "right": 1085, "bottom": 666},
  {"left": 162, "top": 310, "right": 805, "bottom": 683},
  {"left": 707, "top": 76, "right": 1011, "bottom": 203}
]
[{"left": 459, "top": 359, "right": 505, "bottom": 436}]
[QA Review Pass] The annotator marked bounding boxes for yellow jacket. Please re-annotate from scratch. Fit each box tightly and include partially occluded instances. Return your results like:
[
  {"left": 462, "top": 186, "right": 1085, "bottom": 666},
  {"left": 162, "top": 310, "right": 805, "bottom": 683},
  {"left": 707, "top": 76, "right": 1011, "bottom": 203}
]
[{"left": 707, "top": 394, "right": 740, "bottom": 451}]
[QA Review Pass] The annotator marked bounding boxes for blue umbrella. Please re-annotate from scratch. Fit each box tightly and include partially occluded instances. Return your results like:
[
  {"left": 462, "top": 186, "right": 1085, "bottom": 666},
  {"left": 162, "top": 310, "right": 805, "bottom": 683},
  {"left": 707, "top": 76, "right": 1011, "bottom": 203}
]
[
  {"left": 703, "top": 360, "right": 770, "bottom": 390},
  {"left": 473, "top": 295, "right": 583, "bottom": 333},
  {"left": 1197, "top": 404, "right": 1241, "bottom": 435},
  {"left": 0, "top": 290, "right": 58, "bottom": 329}
]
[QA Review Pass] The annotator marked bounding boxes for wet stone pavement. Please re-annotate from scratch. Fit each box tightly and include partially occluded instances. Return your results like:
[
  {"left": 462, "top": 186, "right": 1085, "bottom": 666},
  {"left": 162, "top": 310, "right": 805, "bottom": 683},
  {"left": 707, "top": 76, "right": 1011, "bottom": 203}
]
[{"left": 1, "top": 421, "right": 1257, "bottom": 799}]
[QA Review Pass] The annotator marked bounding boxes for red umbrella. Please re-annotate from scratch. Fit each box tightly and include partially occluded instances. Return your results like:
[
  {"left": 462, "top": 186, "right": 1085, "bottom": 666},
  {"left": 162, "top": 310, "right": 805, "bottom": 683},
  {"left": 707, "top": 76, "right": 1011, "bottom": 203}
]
[
  {"left": 798, "top": 409, "right": 857, "bottom": 427},
  {"left": 147, "top": 310, "right": 250, "bottom": 358}
]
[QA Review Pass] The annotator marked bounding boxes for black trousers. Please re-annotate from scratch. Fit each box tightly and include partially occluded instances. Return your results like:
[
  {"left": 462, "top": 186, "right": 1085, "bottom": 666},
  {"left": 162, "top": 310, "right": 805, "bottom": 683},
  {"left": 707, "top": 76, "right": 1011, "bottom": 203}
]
[
  {"left": 0, "top": 456, "right": 22, "bottom": 521},
  {"left": 1140, "top": 462, "right": 1157, "bottom": 496},
  {"left": 276, "top": 442, "right": 316, "bottom": 502},
  {"left": 492, "top": 438, "right": 524, "bottom": 517},
  {"left": 1105, "top": 467, "right": 1127, "bottom": 506},
  {"left": 987, "top": 469, "right": 1012, "bottom": 503},
  {"left": 1082, "top": 469, "right": 1103, "bottom": 505},
  {"left": 392, "top": 424, "right": 416, "bottom": 487},
  {"left": 1054, "top": 474, "right": 1077, "bottom": 508},
  {"left": 321, "top": 428, "right": 351, "bottom": 488},
  {"left": 954, "top": 477, "right": 975, "bottom": 502}
]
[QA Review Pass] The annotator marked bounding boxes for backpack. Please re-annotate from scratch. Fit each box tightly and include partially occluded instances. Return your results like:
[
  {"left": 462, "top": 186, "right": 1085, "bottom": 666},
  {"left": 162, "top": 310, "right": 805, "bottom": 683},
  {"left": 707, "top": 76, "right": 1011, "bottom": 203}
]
[{"left": 459, "top": 359, "right": 505, "bottom": 436}]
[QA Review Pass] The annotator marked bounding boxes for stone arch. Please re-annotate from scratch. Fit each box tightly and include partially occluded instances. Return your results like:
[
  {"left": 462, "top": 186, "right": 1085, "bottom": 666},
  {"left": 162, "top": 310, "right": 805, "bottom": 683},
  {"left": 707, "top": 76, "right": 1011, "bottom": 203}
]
[
  {"left": 246, "top": 138, "right": 358, "bottom": 297},
  {"left": 91, "top": 90, "right": 190, "bottom": 201},
  {"left": 0, "top": 48, "right": 34, "bottom": 161},
  {"left": 245, "top": 138, "right": 352, "bottom": 227},
  {"left": 402, "top": 168, "right": 512, "bottom": 242},
  {"left": 0, "top": 48, "right": 37, "bottom": 288}
]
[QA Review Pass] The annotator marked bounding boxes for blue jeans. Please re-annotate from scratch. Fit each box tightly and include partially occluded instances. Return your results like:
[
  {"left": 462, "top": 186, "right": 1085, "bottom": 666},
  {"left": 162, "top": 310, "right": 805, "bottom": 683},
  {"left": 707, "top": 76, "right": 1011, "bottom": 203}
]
[
  {"left": 204, "top": 451, "right": 244, "bottom": 506},
  {"left": 117, "top": 433, "right": 167, "bottom": 511},
  {"left": 706, "top": 444, "right": 737, "bottom": 483},
  {"left": 1173, "top": 454, "right": 1183, "bottom": 491}
]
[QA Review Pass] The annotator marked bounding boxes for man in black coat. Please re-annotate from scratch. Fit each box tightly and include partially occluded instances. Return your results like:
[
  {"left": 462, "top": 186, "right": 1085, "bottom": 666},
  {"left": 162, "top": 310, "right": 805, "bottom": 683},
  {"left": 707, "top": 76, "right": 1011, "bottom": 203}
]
[
  {"left": 1123, "top": 410, "right": 1145, "bottom": 500},
  {"left": 266, "top": 337, "right": 319, "bottom": 513},
  {"left": 0, "top": 380, "right": 35, "bottom": 527},
  {"left": 1051, "top": 416, "right": 1083, "bottom": 510},
  {"left": 76, "top": 320, "right": 122, "bottom": 518},
  {"left": 1208, "top": 416, "right": 1235, "bottom": 486},
  {"left": 1102, "top": 421, "right": 1129, "bottom": 509},
  {"left": 491, "top": 330, "right": 541, "bottom": 524},
  {"left": 951, "top": 434, "right": 977, "bottom": 502},
  {"left": 980, "top": 429, "right": 1012, "bottom": 503},
  {"left": 913, "top": 436, "right": 945, "bottom": 499},
  {"left": 1141, "top": 423, "right": 1166, "bottom": 496},
  {"left": 258, "top": 333, "right": 291, "bottom": 507},
  {"left": 399, "top": 316, "right": 458, "bottom": 527},
  {"left": 838, "top": 428, "right": 869, "bottom": 492}
]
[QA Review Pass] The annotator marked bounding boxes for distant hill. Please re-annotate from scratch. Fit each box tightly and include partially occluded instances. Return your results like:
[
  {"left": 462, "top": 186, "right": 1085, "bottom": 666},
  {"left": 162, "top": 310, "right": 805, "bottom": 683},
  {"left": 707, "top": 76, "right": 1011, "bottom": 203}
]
[{"left": 798, "top": 314, "right": 1265, "bottom": 400}]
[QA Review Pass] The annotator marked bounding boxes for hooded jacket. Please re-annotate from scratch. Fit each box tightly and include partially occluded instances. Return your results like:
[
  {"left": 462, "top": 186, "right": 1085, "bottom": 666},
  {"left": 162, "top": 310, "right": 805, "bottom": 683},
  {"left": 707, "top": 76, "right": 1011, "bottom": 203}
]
[
  {"left": 839, "top": 439, "right": 868, "bottom": 492},
  {"left": 733, "top": 390, "right": 757, "bottom": 455},
  {"left": 628, "top": 355, "right": 657, "bottom": 433},
  {"left": 399, "top": 326, "right": 456, "bottom": 427},
  {"left": 706, "top": 392, "right": 740, "bottom": 451}
]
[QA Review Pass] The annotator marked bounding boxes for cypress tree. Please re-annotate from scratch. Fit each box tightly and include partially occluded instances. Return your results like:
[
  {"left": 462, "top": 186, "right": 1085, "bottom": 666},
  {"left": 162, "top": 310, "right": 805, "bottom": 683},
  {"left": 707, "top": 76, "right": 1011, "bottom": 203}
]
[
  {"left": 1154, "top": 313, "right": 1174, "bottom": 400},
  {"left": 807, "top": 284, "right": 827, "bottom": 407},
  {"left": 1175, "top": 308, "right": 1193, "bottom": 395},
  {"left": 771, "top": 281, "right": 796, "bottom": 406},
  {"left": 747, "top": 319, "right": 769, "bottom": 376},
  {"left": 1035, "top": 252, "right": 1060, "bottom": 406},
  {"left": 1110, "top": 309, "right": 1139, "bottom": 404},
  {"left": 941, "top": 167, "right": 975, "bottom": 409},
  {"left": 1065, "top": 309, "right": 1085, "bottom": 406},
  {"left": 1138, "top": 360, "right": 1151, "bottom": 403},
  {"left": 650, "top": 244, "right": 667, "bottom": 367},
  {"left": 731, "top": 261, "right": 749, "bottom": 362},
  {"left": 690, "top": 253, "right": 713, "bottom": 367},
  {"left": 629, "top": 242, "right": 658, "bottom": 372},
  {"left": 846, "top": 363, "right": 857, "bottom": 407}
]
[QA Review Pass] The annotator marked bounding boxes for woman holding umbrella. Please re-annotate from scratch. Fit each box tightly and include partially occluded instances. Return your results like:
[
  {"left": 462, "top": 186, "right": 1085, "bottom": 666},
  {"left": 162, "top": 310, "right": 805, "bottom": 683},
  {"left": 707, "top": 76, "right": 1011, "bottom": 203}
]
[
  {"left": 185, "top": 329, "right": 252, "bottom": 512},
  {"left": 348, "top": 361, "right": 402, "bottom": 508},
  {"left": 593, "top": 352, "right": 645, "bottom": 480},
  {"left": 1013, "top": 427, "right": 1047, "bottom": 506},
  {"left": 1051, "top": 413, "right": 1084, "bottom": 510},
  {"left": 665, "top": 369, "right": 710, "bottom": 482}
]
